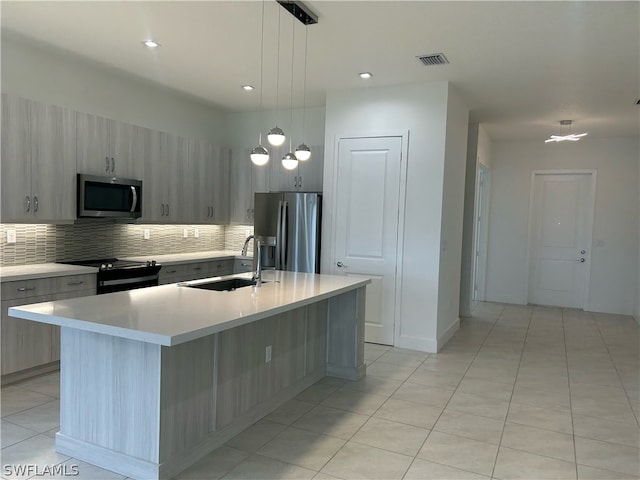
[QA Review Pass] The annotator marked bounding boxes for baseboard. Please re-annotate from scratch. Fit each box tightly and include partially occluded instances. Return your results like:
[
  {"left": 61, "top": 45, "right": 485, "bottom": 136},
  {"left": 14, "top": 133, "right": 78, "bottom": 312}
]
[
  {"left": 396, "top": 334, "right": 438, "bottom": 353},
  {"left": 1, "top": 361, "right": 59, "bottom": 385},
  {"left": 436, "top": 317, "right": 460, "bottom": 351},
  {"left": 327, "top": 364, "right": 366, "bottom": 381}
]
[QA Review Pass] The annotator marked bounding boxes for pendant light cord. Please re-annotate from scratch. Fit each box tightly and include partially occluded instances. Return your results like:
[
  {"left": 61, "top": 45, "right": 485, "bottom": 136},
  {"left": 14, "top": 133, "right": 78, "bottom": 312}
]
[
  {"left": 301, "top": 26, "right": 308, "bottom": 143},
  {"left": 259, "top": 0, "right": 265, "bottom": 145},
  {"left": 290, "top": 14, "right": 295, "bottom": 149},
  {"left": 275, "top": 7, "right": 281, "bottom": 127}
]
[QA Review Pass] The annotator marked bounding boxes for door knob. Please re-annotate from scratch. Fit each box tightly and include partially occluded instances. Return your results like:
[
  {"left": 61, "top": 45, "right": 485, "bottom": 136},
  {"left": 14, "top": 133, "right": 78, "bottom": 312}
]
[{"left": 336, "top": 261, "right": 348, "bottom": 268}]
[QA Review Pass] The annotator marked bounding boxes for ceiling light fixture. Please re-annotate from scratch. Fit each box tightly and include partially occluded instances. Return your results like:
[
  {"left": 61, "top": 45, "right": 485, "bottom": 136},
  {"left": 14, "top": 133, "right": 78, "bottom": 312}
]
[
  {"left": 359, "top": 72, "right": 373, "bottom": 79},
  {"left": 242, "top": 85, "right": 255, "bottom": 91},
  {"left": 250, "top": 0, "right": 270, "bottom": 166},
  {"left": 268, "top": 7, "right": 286, "bottom": 147},
  {"left": 143, "top": 40, "right": 160, "bottom": 48},
  {"left": 545, "top": 120, "right": 588, "bottom": 143},
  {"left": 282, "top": 14, "right": 299, "bottom": 171},
  {"left": 295, "top": 24, "right": 311, "bottom": 162}
]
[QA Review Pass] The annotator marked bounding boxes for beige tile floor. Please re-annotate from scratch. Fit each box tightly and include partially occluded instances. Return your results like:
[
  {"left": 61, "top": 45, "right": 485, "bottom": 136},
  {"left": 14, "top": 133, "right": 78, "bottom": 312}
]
[{"left": 1, "top": 302, "right": 639, "bottom": 479}]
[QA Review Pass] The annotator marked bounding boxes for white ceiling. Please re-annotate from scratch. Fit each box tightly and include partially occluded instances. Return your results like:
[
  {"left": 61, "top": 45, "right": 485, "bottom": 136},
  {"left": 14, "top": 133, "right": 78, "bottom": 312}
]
[{"left": 2, "top": 1, "right": 638, "bottom": 141}]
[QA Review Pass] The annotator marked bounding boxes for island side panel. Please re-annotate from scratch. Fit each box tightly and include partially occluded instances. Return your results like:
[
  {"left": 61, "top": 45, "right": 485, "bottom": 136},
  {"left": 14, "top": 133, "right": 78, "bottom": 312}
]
[
  {"left": 326, "top": 286, "right": 366, "bottom": 381},
  {"left": 215, "top": 304, "right": 325, "bottom": 430},
  {"left": 305, "top": 300, "right": 328, "bottom": 376},
  {"left": 57, "top": 328, "right": 162, "bottom": 468},
  {"left": 158, "top": 334, "right": 216, "bottom": 463}
]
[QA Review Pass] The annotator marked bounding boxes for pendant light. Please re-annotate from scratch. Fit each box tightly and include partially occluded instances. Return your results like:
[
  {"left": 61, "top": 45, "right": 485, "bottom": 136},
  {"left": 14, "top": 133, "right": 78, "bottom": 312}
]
[
  {"left": 282, "top": 15, "right": 299, "bottom": 171},
  {"left": 268, "top": 7, "right": 286, "bottom": 147},
  {"left": 295, "top": 25, "right": 311, "bottom": 162},
  {"left": 545, "top": 119, "right": 588, "bottom": 143},
  {"left": 250, "top": 0, "right": 270, "bottom": 166}
]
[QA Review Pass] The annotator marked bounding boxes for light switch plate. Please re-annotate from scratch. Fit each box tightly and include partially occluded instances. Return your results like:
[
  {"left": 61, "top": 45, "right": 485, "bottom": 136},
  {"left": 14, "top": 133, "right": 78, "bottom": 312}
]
[
  {"left": 183, "top": 229, "right": 188, "bottom": 239},
  {"left": 143, "top": 229, "right": 150, "bottom": 240},
  {"left": 6, "top": 229, "right": 16, "bottom": 244},
  {"left": 194, "top": 228, "right": 200, "bottom": 238}
]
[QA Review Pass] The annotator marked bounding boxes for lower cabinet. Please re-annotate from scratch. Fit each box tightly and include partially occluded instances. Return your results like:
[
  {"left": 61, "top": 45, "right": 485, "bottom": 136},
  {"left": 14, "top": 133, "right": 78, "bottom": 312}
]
[
  {"left": 158, "top": 258, "right": 249, "bottom": 285},
  {"left": 1, "top": 274, "right": 96, "bottom": 377}
]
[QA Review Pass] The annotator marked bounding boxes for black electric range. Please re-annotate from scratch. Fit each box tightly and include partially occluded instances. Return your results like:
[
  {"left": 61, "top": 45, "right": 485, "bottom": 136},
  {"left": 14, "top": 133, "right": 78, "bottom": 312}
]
[{"left": 60, "top": 258, "right": 162, "bottom": 294}]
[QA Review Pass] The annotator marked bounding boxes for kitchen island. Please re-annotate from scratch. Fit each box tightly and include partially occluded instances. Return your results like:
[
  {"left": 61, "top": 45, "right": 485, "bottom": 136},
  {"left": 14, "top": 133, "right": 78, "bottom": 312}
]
[{"left": 8, "top": 271, "right": 370, "bottom": 480}]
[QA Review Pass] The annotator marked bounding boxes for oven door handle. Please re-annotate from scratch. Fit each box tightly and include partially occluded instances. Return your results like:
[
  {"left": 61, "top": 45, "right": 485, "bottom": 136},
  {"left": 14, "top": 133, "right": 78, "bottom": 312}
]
[
  {"left": 99, "top": 274, "right": 158, "bottom": 287},
  {"left": 130, "top": 186, "right": 138, "bottom": 213}
]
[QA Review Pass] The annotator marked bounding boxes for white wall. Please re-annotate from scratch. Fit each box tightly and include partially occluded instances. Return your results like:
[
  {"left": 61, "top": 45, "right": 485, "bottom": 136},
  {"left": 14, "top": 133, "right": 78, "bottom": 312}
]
[
  {"left": 323, "top": 81, "right": 468, "bottom": 352},
  {"left": 437, "top": 89, "right": 469, "bottom": 343},
  {"left": 485, "top": 137, "right": 640, "bottom": 316},
  {"left": 1, "top": 34, "right": 228, "bottom": 144}
]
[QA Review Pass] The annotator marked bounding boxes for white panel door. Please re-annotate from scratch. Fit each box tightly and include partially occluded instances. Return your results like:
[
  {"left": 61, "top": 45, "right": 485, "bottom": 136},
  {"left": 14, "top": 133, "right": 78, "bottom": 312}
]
[
  {"left": 334, "top": 137, "right": 402, "bottom": 345},
  {"left": 528, "top": 172, "right": 595, "bottom": 308}
]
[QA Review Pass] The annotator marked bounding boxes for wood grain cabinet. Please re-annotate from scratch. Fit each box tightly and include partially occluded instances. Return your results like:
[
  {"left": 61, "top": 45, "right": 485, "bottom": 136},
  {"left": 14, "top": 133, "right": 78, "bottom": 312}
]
[
  {"left": 143, "top": 130, "right": 189, "bottom": 223},
  {"left": 1, "top": 273, "right": 96, "bottom": 378},
  {"left": 76, "top": 112, "right": 143, "bottom": 179},
  {"left": 1, "top": 94, "right": 76, "bottom": 222},
  {"left": 189, "top": 140, "right": 231, "bottom": 224},
  {"left": 269, "top": 144, "right": 324, "bottom": 192}
]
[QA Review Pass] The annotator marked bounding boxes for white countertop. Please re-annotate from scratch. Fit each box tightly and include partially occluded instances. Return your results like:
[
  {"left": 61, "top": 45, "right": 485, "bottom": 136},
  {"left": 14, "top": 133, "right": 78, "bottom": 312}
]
[
  {"left": 9, "top": 271, "right": 370, "bottom": 346},
  {"left": 121, "top": 250, "right": 251, "bottom": 266},
  {"left": 0, "top": 263, "right": 98, "bottom": 282}
]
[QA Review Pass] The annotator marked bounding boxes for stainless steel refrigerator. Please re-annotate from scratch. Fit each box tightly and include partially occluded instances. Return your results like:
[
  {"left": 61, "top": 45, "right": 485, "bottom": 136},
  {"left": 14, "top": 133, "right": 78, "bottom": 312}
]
[{"left": 254, "top": 192, "right": 322, "bottom": 273}]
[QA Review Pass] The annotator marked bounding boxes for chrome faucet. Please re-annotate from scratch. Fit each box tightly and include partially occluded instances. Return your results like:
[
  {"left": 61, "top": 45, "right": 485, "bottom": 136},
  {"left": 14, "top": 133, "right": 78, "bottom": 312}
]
[
  {"left": 253, "top": 238, "right": 263, "bottom": 287},
  {"left": 241, "top": 235, "right": 254, "bottom": 256}
]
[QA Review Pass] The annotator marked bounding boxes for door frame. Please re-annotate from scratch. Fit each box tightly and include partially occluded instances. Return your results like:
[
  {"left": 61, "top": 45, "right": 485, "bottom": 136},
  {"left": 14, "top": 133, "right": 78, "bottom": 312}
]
[
  {"left": 473, "top": 164, "right": 490, "bottom": 301},
  {"left": 327, "top": 130, "right": 409, "bottom": 346},
  {"left": 524, "top": 169, "right": 597, "bottom": 309}
]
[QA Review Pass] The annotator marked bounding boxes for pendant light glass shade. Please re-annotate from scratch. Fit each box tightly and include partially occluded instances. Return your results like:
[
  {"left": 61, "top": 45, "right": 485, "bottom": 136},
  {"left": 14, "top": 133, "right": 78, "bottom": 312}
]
[
  {"left": 267, "top": 126, "right": 286, "bottom": 146},
  {"left": 250, "top": 145, "right": 270, "bottom": 165},
  {"left": 282, "top": 152, "right": 299, "bottom": 170},
  {"left": 295, "top": 143, "right": 311, "bottom": 161}
]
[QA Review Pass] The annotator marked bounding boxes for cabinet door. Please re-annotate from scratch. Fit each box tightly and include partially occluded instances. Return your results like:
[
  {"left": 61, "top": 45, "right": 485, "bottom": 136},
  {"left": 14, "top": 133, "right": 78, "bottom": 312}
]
[
  {"left": 1, "top": 296, "right": 53, "bottom": 375},
  {"left": 268, "top": 144, "right": 296, "bottom": 191},
  {"left": 297, "top": 145, "right": 324, "bottom": 192},
  {"left": 164, "top": 132, "right": 189, "bottom": 223},
  {"left": 30, "top": 101, "right": 77, "bottom": 221},
  {"left": 142, "top": 129, "right": 164, "bottom": 221},
  {"left": 76, "top": 112, "right": 111, "bottom": 175},
  {"left": 111, "top": 121, "right": 144, "bottom": 179},
  {"left": 212, "top": 147, "right": 231, "bottom": 223},
  {"left": 1, "top": 94, "right": 31, "bottom": 221},
  {"left": 229, "top": 148, "right": 254, "bottom": 224},
  {"left": 190, "top": 139, "right": 215, "bottom": 223}
]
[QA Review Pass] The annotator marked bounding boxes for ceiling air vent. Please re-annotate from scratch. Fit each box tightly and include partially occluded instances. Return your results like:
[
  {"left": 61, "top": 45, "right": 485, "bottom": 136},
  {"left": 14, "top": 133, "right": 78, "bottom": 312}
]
[{"left": 417, "top": 53, "right": 449, "bottom": 66}]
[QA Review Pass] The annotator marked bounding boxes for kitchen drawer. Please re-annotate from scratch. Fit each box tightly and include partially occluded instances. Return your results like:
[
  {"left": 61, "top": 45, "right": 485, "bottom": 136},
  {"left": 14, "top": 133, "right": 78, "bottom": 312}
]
[
  {"left": 209, "top": 259, "right": 234, "bottom": 277},
  {"left": 159, "top": 264, "right": 188, "bottom": 284},
  {"left": 233, "top": 258, "right": 253, "bottom": 273},
  {"left": 1, "top": 278, "right": 56, "bottom": 301},
  {"left": 1, "top": 273, "right": 97, "bottom": 300}
]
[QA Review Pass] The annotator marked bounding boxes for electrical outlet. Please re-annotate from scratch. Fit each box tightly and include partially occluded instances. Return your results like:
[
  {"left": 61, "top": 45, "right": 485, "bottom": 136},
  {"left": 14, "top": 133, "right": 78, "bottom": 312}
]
[
  {"left": 265, "top": 345, "right": 272, "bottom": 363},
  {"left": 143, "top": 229, "right": 150, "bottom": 240},
  {"left": 6, "top": 229, "right": 16, "bottom": 244},
  {"left": 194, "top": 228, "right": 200, "bottom": 238},
  {"left": 183, "top": 229, "right": 188, "bottom": 239}
]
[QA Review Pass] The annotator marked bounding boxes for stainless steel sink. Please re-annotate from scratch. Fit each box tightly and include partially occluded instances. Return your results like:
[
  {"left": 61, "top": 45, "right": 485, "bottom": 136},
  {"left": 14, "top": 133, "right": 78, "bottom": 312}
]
[{"left": 181, "top": 277, "right": 266, "bottom": 291}]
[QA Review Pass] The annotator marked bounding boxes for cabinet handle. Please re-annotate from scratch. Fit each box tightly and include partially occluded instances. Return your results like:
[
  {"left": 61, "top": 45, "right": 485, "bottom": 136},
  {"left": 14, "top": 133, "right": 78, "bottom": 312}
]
[
  {"left": 193, "top": 267, "right": 202, "bottom": 271},
  {"left": 106, "top": 156, "right": 110, "bottom": 172},
  {"left": 166, "top": 269, "right": 177, "bottom": 274},
  {"left": 111, "top": 157, "right": 115, "bottom": 173},
  {"left": 67, "top": 281, "right": 84, "bottom": 286},
  {"left": 17, "top": 286, "right": 36, "bottom": 292},
  {"left": 25, "top": 195, "right": 31, "bottom": 212},
  {"left": 166, "top": 204, "right": 170, "bottom": 216},
  {"left": 33, "top": 196, "right": 38, "bottom": 213},
  {"left": 294, "top": 177, "right": 298, "bottom": 188},
  {"left": 241, "top": 263, "right": 251, "bottom": 267},
  {"left": 161, "top": 203, "right": 165, "bottom": 216},
  {"left": 298, "top": 176, "right": 302, "bottom": 189}
]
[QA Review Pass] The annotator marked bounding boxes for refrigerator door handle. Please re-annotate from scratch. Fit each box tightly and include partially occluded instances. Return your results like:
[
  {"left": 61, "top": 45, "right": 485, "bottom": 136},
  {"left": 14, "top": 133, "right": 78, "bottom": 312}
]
[{"left": 279, "top": 201, "right": 288, "bottom": 270}]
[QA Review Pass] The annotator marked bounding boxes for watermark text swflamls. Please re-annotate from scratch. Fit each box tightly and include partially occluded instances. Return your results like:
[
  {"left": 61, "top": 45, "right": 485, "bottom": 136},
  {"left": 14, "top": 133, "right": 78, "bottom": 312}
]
[{"left": 3, "top": 464, "right": 80, "bottom": 477}]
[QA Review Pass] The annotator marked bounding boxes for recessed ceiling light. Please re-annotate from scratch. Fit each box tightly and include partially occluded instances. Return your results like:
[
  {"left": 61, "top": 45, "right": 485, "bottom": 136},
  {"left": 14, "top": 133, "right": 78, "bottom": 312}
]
[
  {"left": 143, "top": 40, "right": 160, "bottom": 48},
  {"left": 359, "top": 72, "right": 373, "bottom": 79},
  {"left": 242, "top": 85, "right": 255, "bottom": 91}
]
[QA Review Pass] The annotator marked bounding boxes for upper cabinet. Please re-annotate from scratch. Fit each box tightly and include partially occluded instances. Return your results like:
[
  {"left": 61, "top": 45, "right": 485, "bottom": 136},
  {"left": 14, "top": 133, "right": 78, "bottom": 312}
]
[
  {"left": 1, "top": 94, "right": 76, "bottom": 222},
  {"left": 142, "top": 130, "right": 189, "bottom": 223},
  {"left": 76, "top": 112, "right": 142, "bottom": 179},
  {"left": 269, "top": 144, "right": 324, "bottom": 192},
  {"left": 189, "top": 140, "right": 231, "bottom": 224},
  {"left": 229, "top": 148, "right": 254, "bottom": 224}
]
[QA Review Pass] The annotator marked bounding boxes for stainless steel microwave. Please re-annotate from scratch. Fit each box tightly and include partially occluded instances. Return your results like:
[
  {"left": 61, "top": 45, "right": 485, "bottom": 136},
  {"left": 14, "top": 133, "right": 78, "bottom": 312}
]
[{"left": 77, "top": 174, "right": 142, "bottom": 219}]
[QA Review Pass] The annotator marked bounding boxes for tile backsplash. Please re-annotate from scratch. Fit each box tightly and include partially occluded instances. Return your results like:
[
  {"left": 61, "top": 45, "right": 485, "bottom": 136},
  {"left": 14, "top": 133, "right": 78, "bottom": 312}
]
[{"left": 0, "top": 223, "right": 254, "bottom": 266}]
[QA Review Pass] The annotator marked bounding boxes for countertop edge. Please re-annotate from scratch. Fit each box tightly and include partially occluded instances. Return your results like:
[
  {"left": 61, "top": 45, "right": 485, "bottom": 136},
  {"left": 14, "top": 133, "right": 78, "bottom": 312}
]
[{"left": 0, "top": 265, "right": 99, "bottom": 282}]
